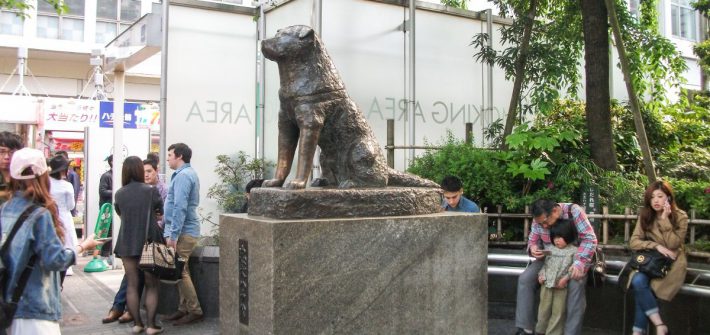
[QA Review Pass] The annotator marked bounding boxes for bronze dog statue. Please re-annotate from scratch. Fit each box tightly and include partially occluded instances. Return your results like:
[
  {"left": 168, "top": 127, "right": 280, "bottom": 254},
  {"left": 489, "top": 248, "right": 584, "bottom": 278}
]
[{"left": 261, "top": 25, "right": 438, "bottom": 190}]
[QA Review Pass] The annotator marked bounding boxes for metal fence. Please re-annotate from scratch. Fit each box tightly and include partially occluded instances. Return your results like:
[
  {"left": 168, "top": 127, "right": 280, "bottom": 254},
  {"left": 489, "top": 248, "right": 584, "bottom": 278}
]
[{"left": 487, "top": 205, "right": 710, "bottom": 245}]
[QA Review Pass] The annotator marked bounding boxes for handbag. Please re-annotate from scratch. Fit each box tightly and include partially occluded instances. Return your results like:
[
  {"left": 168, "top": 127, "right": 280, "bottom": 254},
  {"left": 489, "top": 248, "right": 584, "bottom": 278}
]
[
  {"left": 627, "top": 249, "right": 673, "bottom": 279},
  {"left": 138, "top": 202, "right": 184, "bottom": 283},
  {"left": 139, "top": 241, "right": 184, "bottom": 282},
  {"left": 586, "top": 247, "right": 606, "bottom": 288}
]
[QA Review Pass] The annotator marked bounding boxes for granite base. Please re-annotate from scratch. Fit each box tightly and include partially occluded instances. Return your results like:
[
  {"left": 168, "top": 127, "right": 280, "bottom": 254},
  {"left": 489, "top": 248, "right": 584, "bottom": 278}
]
[{"left": 219, "top": 212, "right": 488, "bottom": 335}]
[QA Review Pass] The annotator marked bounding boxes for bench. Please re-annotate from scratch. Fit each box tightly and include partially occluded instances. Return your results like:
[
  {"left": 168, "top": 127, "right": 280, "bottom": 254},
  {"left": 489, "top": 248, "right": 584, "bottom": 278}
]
[{"left": 487, "top": 253, "right": 710, "bottom": 298}]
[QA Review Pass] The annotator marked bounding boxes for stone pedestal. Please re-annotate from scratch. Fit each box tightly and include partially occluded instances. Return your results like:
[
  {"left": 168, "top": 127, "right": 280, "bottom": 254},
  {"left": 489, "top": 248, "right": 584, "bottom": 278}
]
[
  {"left": 220, "top": 212, "right": 488, "bottom": 335},
  {"left": 248, "top": 187, "right": 442, "bottom": 219}
]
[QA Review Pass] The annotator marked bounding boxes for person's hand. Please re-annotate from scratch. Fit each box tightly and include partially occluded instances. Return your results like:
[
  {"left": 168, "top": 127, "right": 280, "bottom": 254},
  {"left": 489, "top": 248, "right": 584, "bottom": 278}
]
[
  {"left": 556, "top": 276, "right": 570, "bottom": 289},
  {"left": 166, "top": 237, "right": 177, "bottom": 249},
  {"left": 77, "top": 234, "right": 102, "bottom": 253},
  {"left": 660, "top": 200, "right": 672, "bottom": 220},
  {"left": 655, "top": 245, "right": 677, "bottom": 260},
  {"left": 569, "top": 265, "right": 585, "bottom": 280},
  {"left": 530, "top": 245, "right": 545, "bottom": 260},
  {"left": 538, "top": 275, "right": 545, "bottom": 285}
]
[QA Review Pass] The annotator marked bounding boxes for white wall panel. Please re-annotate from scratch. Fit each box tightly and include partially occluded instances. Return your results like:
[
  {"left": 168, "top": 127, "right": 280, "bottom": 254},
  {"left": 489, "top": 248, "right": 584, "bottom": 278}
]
[{"left": 165, "top": 4, "right": 256, "bottom": 232}]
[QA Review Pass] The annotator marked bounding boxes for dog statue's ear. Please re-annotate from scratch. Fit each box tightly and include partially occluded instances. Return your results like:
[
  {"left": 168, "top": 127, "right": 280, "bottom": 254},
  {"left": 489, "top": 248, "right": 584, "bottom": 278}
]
[{"left": 298, "top": 27, "right": 314, "bottom": 40}]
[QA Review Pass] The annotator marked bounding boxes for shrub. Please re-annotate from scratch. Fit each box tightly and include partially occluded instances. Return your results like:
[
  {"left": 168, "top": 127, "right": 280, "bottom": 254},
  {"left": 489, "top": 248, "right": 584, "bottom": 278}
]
[
  {"left": 409, "top": 134, "right": 516, "bottom": 211},
  {"left": 207, "top": 152, "right": 273, "bottom": 213}
]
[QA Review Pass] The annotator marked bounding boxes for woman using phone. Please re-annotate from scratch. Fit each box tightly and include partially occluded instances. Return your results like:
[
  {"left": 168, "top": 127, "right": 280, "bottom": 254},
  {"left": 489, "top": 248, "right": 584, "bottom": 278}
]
[
  {"left": 113, "top": 156, "right": 164, "bottom": 334},
  {"left": 627, "top": 180, "right": 688, "bottom": 335}
]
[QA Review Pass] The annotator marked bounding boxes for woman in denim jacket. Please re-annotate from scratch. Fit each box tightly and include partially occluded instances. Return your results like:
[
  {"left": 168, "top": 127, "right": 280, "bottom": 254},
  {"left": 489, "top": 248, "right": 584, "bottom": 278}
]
[{"left": 1, "top": 148, "right": 99, "bottom": 335}]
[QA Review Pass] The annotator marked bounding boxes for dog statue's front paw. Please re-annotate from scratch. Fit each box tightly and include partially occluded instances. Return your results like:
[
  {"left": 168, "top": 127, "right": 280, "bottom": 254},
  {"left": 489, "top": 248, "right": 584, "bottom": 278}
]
[
  {"left": 284, "top": 180, "right": 307, "bottom": 190},
  {"left": 262, "top": 179, "right": 285, "bottom": 187}
]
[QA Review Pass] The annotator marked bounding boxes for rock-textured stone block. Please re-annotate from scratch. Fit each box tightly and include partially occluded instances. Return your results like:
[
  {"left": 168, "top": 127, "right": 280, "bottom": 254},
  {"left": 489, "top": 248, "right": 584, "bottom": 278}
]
[
  {"left": 248, "top": 187, "right": 442, "bottom": 219},
  {"left": 220, "top": 212, "right": 488, "bottom": 335}
]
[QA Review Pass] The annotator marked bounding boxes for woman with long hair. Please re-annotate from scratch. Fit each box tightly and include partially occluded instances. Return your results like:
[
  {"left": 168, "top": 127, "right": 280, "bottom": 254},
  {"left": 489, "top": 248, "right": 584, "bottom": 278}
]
[
  {"left": 1, "top": 148, "right": 100, "bottom": 334},
  {"left": 113, "top": 156, "right": 164, "bottom": 334},
  {"left": 628, "top": 180, "right": 688, "bottom": 335},
  {"left": 48, "top": 155, "right": 79, "bottom": 277}
]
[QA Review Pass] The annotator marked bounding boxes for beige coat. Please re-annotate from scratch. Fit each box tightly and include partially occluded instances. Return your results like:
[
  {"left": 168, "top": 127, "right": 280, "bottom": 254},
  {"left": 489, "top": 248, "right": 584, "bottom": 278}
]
[{"left": 629, "top": 210, "right": 688, "bottom": 301}]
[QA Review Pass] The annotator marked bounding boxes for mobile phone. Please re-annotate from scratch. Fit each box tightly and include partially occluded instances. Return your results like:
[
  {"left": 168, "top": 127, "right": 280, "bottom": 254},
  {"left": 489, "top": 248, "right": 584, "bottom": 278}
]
[
  {"left": 95, "top": 237, "right": 112, "bottom": 243},
  {"left": 541, "top": 249, "right": 552, "bottom": 256}
]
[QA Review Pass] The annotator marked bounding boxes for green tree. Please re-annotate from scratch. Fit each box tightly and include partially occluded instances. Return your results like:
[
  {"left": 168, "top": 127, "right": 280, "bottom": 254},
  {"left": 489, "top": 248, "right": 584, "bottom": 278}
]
[
  {"left": 693, "top": 0, "right": 710, "bottom": 88},
  {"left": 472, "top": 0, "right": 687, "bottom": 175},
  {"left": 581, "top": 0, "right": 617, "bottom": 170},
  {"left": 440, "top": 0, "right": 467, "bottom": 9},
  {"left": 1, "top": 0, "right": 66, "bottom": 17}
]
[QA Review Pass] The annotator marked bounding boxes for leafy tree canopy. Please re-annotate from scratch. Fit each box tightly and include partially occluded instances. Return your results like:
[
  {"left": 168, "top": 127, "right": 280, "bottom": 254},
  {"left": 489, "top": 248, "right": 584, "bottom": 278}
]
[
  {"left": 472, "top": 0, "right": 687, "bottom": 119},
  {"left": 1, "top": 0, "right": 66, "bottom": 17}
]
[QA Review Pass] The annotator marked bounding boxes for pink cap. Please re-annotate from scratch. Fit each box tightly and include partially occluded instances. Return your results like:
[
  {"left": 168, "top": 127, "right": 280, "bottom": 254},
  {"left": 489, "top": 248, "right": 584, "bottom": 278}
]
[{"left": 10, "top": 148, "right": 48, "bottom": 180}]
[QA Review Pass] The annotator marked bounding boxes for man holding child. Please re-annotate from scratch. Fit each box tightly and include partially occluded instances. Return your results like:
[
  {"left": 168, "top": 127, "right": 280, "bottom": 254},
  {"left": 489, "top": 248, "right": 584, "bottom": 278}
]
[{"left": 515, "top": 199, "right": 598, "bottom": 335}]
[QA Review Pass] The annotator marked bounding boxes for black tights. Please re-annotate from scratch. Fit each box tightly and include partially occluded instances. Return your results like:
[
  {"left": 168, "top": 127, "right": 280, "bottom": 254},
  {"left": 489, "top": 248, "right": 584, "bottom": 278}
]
[{"left": 122, "top": 257, "right": 160, "bottom": 328}]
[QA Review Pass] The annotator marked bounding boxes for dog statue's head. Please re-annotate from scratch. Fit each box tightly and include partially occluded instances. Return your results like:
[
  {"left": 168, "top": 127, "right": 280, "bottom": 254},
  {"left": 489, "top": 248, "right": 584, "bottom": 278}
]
[{"left": 262, "top": 25, "right": 317, "bottom": 61}]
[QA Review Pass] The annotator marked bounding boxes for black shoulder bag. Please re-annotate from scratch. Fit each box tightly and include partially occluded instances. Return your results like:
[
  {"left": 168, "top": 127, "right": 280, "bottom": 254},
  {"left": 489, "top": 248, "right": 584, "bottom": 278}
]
[
  {"left": 627, "top": 248, "right": 673, "bottom": 279},
  {"left": 0, "top": 205, "right": 40, "bottom": 329},
  {"left": 627, "top": 228, "right": 674, "bottom": 280}
]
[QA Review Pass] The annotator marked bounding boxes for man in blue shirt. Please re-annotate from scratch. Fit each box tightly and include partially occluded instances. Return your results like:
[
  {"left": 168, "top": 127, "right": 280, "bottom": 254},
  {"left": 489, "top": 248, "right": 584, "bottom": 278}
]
[
  {"left": 162, "top": 143, "right": 204, "bottom": 326},
  {"left": 440, "top": 175, "right": 480, "bottom": 213}
]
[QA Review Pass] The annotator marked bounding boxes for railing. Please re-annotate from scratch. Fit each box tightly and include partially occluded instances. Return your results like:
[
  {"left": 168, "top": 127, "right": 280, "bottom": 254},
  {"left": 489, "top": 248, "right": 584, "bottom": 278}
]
[
  {"left": 487, "top": 253, "right": 710, "bottom": 298},
  {"left": 384, "top": 119, "right": 474, "bottom": 168},
  {"left": 487, "top": 205, "right": 710, "bottom": 245}
]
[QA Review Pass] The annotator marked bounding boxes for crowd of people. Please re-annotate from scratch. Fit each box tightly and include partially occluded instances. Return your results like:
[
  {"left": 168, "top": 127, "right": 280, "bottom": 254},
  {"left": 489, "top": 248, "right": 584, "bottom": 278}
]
[
  {"left": 0, "top": 131, "right": 204, "bottom": 335},
  {"left": 0, "top": 129, "right": 692, "bottom": 334},
  {"left": 99, "top": 143, "right": 204, "bottom": 334}
]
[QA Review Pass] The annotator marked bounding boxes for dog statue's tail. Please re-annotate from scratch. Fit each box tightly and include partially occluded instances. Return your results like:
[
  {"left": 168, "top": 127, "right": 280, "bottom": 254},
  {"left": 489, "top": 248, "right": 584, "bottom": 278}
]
[{"left": 386, "top": 168, "right": 440, "bottom": 188}]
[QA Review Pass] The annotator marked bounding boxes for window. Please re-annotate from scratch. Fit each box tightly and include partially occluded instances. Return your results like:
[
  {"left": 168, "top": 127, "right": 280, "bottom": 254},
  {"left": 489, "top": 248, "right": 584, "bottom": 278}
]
[
  {"left": 671, "top": 0, "right": 697, "bottom": 41},
  {"left": 96, "top": 0, "right": 142, "bottom": 44},
  {"left": 36, "top": 0, "right": 84, "bottom": 41},
  {"left": 0, "top": 11, "right": 23, "bottom": 36},
  {"left": 629, "top": 0, "right": 640, "bottom": 20}
]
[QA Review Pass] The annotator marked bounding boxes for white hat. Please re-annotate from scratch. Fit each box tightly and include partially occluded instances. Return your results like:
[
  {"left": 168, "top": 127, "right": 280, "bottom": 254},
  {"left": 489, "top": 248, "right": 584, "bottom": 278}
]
[{"left": 10, "top": 148, "right": 48, "bottom": 180}]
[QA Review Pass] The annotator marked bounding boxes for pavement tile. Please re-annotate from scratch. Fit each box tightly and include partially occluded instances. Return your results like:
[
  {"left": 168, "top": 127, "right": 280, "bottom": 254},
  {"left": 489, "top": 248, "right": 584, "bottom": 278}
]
[{"left": 61, "top": 255, "right": 218, "bottom": 335}]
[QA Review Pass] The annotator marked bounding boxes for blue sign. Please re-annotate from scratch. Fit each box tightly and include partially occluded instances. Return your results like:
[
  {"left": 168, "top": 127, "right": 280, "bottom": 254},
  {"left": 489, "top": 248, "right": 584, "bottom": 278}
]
[{"left": 99, "top": 101, "right": 140, "bottom": 128}]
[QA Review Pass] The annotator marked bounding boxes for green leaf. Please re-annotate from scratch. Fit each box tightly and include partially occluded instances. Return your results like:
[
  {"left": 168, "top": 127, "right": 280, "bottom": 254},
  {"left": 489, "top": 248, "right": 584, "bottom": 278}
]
[
  {"left": 505, "top": 132, "right": 528, "bottom": 149},
  {"left": 531, "top": 136, "right": 559, "bottom": 151}
]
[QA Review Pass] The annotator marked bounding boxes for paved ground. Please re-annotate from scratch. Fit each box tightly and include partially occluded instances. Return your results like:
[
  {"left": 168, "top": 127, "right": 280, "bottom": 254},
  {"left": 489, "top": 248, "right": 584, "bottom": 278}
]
[{"left": 60, "top": 255, "right": 218, "bottom": 335}]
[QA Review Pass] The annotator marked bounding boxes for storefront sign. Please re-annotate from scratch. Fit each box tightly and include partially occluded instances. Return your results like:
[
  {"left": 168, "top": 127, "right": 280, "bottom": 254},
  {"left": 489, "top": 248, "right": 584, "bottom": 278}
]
[
  {"left": 99, "top": 101, "right": 160, "bottom": 131},
  {"left": 42, "top": 98, "right": 100, "bottom": 131}
]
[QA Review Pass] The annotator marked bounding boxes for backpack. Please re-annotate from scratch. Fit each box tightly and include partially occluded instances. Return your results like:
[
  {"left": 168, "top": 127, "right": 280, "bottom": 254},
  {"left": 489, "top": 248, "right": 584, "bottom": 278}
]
[{"left": 0, "top": 205, "right": 39, "bottom": 329}]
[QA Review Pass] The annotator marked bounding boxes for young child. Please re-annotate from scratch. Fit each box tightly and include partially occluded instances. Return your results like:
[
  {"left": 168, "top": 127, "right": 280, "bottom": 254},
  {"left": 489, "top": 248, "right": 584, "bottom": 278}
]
[{"left": 535, "top": 218, "right": 578, "bottom": 335}]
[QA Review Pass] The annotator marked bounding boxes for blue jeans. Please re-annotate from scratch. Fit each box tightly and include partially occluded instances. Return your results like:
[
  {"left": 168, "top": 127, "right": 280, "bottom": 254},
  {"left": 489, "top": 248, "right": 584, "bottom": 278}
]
[
  {"left": 112, "top": 272, "right": 145, "bottom": 312},
  {"left": 631, "top": 272, "right": 659, "bottom": 333}
]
